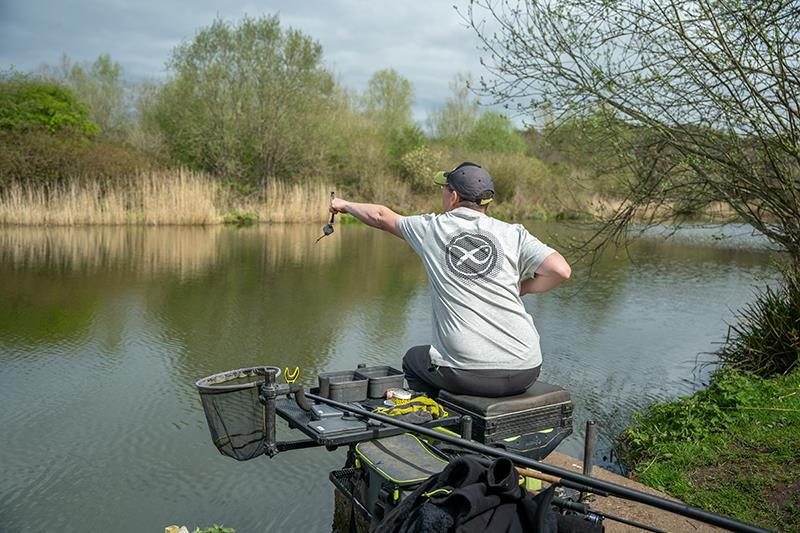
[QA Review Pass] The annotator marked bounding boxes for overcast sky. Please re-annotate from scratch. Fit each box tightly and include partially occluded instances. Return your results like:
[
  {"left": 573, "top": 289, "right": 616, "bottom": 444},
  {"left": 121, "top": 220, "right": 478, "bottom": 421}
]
[{"left": 0, "top": 0, "right": 502, "bottom": 122}]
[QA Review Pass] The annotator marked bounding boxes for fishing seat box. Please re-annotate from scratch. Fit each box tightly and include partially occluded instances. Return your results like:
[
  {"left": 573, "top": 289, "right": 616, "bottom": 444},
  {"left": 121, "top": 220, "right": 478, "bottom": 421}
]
[
  {"left": 352, "top": 433, "right": 448, "bottom": 522},
  {"left": 437, "top": 380, "right": 574, "bottom": 446}
]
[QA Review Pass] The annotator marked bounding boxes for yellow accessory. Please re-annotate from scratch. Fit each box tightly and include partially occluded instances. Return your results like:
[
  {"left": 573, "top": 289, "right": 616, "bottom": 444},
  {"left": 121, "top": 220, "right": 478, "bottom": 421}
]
[{"left": 372, "top": 396, "right": 449, "bottom": 419}]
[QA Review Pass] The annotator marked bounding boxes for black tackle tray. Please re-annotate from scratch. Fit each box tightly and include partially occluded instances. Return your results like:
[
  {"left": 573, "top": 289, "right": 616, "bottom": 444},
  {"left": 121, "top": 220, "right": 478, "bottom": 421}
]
[
  {"left": 318, "top": 370, "right": 369, "bottom": 402},
  {"left": 275, "top": 389, "right": 461, "bottom": 447},
  {"left": 354, "top": 365, "right": 405, "bottom": 398}
]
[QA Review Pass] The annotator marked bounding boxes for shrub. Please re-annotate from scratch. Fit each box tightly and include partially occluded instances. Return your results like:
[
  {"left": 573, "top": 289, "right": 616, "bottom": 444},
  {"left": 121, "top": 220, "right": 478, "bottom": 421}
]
[
  {"left": 471, "top": 152, "right": 549, "bottom": 203},
  {"left": 715, "top": 267, "right": 800, "bottom": 377},
  {"left": 465, "top": 112, "right": 526, "bottom": 155},
  {"left": 0, "top": 73, "right": 98, "bottom": 136},
  {"left": 398, "top": 146, "right": 445, "bottom": 191},
  {"left": 0, "top": 130, "right": 148, "bottom": 189},
  {"left": 388, "top": 125, "right": 426, "bottom": 170}
]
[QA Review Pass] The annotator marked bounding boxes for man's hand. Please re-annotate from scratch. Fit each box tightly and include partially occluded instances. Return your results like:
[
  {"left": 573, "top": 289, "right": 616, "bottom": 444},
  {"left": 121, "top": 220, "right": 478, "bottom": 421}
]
[
  {"left": 330, "top": 198, "right": 348, "bottom": 214},
  {"left": 328, "top": 198, "right": 404, "bottom": 240}
]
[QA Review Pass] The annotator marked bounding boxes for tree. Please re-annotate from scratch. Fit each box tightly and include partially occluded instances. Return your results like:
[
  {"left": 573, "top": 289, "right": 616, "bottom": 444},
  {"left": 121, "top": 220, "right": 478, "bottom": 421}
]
[
  {"left": 38, "top": 54, "right": 131, "bottom": 140},
  {"left": 388, "top": 124, "right": 426, "bottom": 169},
  {"left": 363, "top": 68, "right": 414, "bottom": 134},
  {"left": 466, "top": 0, "right": 800, "bottom": 263},
  {"left": 429, "top": 72, "right": 479, "bottom": 141},
  {"left": 64, "top": 54, "right": 129, "bottom": 140},
  {"left": 466, "top": 111, "right": 526, "bottom": 155},
  {"left": 152, "top": 15, "right": 335, "bottom": 182},
  {"left": 0, "top": 73, "right": 97, "bottom": 136}
]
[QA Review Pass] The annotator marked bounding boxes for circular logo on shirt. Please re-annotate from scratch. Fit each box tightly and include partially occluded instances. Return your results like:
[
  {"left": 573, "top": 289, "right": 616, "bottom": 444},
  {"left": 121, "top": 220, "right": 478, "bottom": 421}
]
[{"left": 445, "top": 232, "right": 501, "bottom": 280}]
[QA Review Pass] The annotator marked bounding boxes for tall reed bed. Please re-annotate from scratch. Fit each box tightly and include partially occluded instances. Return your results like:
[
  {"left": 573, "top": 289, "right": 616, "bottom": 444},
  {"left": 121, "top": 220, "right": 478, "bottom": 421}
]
[
  {"left": 0, "top": 170, "right": 334, "bottom": 225},
  {"left": 253, "top": 180, "right": 334, "bottom": 222}
]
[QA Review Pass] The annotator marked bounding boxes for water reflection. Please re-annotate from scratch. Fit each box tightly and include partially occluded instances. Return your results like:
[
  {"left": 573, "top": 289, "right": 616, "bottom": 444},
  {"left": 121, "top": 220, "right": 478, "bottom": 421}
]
[
  {"left": 0, "top": 224, "right": 342, "bottom": 276},
  {"left": 0, "top": 223, "right": 777, "bottom": 532}
]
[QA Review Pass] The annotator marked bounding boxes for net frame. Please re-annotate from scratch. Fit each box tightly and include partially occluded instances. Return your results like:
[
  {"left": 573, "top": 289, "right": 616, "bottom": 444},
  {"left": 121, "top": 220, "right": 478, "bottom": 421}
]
[{"left": 196, "top": 366, "right": 281, "bottom": 461}]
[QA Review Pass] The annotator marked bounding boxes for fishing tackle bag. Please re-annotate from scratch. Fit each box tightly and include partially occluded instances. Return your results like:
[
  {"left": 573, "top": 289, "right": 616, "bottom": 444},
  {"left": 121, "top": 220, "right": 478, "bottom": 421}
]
[{"left": 353, "top": 433, "right": 449, "bottom": 522}]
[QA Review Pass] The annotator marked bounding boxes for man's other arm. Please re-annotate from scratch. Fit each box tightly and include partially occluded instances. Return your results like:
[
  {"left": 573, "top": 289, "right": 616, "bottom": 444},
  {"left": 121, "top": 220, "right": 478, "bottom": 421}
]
[
  {"left": 520, "top": 252, "right": 571, "bottom": 295},
  {"left": 330, "top": 199, "right": 404, "bottom": 240}
]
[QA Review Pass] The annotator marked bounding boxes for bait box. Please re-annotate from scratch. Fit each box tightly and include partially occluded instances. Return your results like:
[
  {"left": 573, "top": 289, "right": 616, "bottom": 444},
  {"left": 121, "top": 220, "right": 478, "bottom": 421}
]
[
  {"left": 318, "top": 370, "right": 368, "bottom": 402},
  {"left": 354, "top": 366, "right": 405, "bottom": 398}
]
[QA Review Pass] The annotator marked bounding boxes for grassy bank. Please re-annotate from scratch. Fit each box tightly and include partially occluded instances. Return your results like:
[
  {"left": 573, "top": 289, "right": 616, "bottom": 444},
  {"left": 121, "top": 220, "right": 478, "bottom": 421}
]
[{"left": 618, "top": 369, "right": 800, "bottom": 531}]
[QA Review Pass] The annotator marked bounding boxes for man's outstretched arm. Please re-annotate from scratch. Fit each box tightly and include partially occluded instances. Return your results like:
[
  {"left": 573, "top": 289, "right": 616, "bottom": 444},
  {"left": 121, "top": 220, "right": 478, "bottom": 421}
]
[
  {"left": 330, "top": 198, "right": 404, "bottom": 240},
  {"left": 520, "top": 252, "right": 571, "bottom": 295}
]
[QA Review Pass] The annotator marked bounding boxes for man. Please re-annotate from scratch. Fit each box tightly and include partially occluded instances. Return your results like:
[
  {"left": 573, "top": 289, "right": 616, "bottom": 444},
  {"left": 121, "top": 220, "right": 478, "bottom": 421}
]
[{"left": 330, "top": 162, "right": 571, "bottom": 397}]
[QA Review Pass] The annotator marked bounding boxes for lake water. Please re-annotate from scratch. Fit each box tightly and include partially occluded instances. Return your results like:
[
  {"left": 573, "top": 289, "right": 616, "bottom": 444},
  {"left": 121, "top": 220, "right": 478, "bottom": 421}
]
[{"left": 0, "top": 223, "right": 777, "bottom": 532}]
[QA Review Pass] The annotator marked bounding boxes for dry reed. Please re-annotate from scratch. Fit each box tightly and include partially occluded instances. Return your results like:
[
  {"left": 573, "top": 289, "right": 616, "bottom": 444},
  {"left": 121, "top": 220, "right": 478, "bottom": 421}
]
[
  {"left": 0, "top": 170, "right": 334, "bottom": 225},
  {"left": 253, "top": 180, "right": 334, "bottom": 223}
]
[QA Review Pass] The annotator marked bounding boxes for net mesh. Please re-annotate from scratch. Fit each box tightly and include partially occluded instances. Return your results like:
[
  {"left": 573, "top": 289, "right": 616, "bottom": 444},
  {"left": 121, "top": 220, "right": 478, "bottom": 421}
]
[{"left": 196, "top": 366, "right": 281, "bottom": 461}]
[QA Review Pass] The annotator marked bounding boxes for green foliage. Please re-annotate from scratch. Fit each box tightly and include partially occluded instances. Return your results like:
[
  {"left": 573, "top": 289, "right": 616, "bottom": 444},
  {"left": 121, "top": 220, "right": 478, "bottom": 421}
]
[
  {"left": 398, "top": 146, "right": 445, "bottom": 191},
  {"left": 388, "top": 125, "right": 426, "bottom": 168},
  {"left": 193, "top": 526, "right": 234, "bottom": 533},
  {"left": 0, "top": 20, "right": 652, "bottom": 220},
  {"left": 716, "top": 266, "right": 800, "bottom": 377},
  {"left": 151, "top": 15, "right": 335, "bottom": 182},
  {"left": 429, "top": 73, "right": 478, "bottom": 141},
  {"left": 617, "top": 369, "right": 800, "bottom": 531},
  {"left": 465, "top": 112, "right": 525, "bottom": 155},
  {"left": 313, "top": 87, "right": 392, "bottom": 192},
  {"left": 0, "top": 73, "right": 98, "bottom": 136},
  {"left": 0, "top": 72, "right": 144, "bottom": 188},
  {"left": 620, "top": 370, "right": 766, "bottom": 465},
  {"left": 223, "top": 211, "right": 257, "bottom": 226},
  {"left": 363, "top": 68, "right": 414, "bottom": 134}
]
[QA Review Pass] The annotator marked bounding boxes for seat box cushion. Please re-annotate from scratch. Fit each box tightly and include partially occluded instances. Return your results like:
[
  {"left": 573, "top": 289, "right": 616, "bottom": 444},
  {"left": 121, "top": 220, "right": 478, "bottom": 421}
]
[{"left": 438, "top": 380, "right": 570, "bottom": 418}]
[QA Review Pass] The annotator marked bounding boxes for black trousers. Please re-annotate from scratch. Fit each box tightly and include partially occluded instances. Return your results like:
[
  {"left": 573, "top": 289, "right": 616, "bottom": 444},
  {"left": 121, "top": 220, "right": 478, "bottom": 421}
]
[{"left": 401, "top": 345, "right": 540, "bottom": 398}]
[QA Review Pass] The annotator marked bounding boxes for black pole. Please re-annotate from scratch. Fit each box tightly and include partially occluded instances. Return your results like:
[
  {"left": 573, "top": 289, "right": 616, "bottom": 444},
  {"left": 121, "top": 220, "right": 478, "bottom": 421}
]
[
  {"left": 581, "top": 419, "right": 597, "bottom": 501},
  {"left": 583, "top": 420, "right": 597, "bottom": 477},
  {"left": 260, "top": 372, "right": 279, "bottom": 458},
  {"left": 303, "top": 392, "right": 768, "bottom": 533}
]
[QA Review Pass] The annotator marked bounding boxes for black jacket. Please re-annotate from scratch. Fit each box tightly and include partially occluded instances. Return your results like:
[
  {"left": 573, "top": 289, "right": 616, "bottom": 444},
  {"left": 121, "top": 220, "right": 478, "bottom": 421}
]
[{"left": 373, "top": 455, "right": 557, "bottom": 533}]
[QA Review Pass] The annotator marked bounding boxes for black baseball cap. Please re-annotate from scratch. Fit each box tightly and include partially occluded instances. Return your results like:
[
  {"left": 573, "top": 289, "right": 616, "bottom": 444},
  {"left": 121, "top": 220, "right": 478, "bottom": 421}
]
[{"left": 433, "top": 162, "right": 495, "bottom": 205}]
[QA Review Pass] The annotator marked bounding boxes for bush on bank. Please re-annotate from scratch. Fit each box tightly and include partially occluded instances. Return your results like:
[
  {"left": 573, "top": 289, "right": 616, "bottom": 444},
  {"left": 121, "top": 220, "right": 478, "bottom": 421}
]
[{"left": 716, "top": 266, "right": 800, "bottom": 377}]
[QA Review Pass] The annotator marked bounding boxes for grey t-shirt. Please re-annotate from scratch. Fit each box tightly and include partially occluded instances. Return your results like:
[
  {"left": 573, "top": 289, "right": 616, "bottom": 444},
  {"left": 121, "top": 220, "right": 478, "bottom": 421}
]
[{"left": 398, "top": 207, "right": 555, "bottom": 370}]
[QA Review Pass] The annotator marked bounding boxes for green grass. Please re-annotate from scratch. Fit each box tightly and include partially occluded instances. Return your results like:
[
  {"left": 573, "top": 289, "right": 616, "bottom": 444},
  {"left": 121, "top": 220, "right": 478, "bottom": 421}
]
[
  {"left": 222, "top": 211, "right": 257, "bottom": 226},
  {"left": 194, "top": 526, "right": 234, "bottom": 533},
  {"left": 619, "top": 369, "right": 800, "bottom": 531}
]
